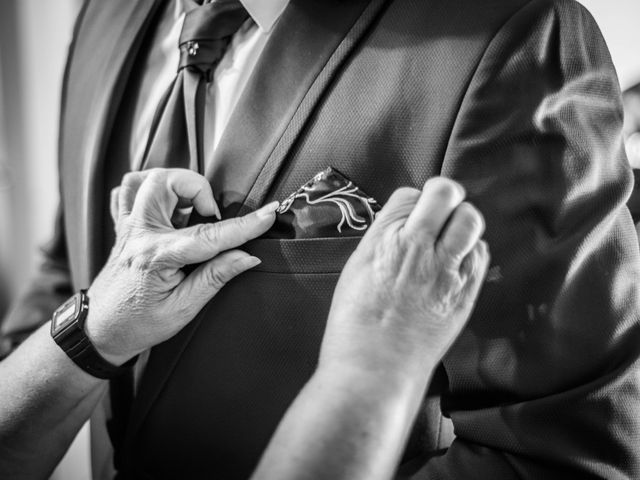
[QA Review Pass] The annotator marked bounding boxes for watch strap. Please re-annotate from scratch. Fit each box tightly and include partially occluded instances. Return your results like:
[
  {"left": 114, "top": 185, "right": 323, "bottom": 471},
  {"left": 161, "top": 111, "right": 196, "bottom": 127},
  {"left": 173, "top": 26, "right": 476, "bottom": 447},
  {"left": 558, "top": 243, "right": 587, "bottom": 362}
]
[
  {"left": 66, "top": 334, "right": 136, "bottom": 380},
  {"left": 51, "top": 290, "right": 136, "bottom": 380}
]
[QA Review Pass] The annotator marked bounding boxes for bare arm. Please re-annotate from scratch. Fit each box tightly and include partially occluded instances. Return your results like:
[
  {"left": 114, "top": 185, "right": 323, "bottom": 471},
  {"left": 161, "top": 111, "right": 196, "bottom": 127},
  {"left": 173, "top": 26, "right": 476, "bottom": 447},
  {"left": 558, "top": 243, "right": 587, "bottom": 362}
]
[{"left": 0, "top": 323, "right": 106, "bottom": 479}]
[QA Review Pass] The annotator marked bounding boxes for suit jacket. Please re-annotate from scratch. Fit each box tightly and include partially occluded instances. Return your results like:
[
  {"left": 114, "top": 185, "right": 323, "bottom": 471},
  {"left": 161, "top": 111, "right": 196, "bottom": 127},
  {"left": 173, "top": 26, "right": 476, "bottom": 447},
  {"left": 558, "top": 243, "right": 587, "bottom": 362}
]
[{"left": 3, "top": 0, "right": 640, "bottom": 478}]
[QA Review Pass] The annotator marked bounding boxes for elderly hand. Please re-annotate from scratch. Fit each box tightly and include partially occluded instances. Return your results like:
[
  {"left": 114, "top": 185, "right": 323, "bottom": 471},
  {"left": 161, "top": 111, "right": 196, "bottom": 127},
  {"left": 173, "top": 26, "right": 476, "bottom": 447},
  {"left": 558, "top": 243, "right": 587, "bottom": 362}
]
[
  {"left": 320, "top": 177, "right": 489, "bottom": 385},
  {"left": 85, "top": 168, "right": 278, "bottom": 365}
]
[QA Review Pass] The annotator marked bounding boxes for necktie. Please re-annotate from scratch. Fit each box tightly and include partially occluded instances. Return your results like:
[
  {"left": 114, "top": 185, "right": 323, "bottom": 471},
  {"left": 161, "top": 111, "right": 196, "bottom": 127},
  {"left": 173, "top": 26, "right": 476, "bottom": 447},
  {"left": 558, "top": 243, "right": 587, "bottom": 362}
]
[{"left": 143, "top": 0, "right": 248, "bottom": 173}]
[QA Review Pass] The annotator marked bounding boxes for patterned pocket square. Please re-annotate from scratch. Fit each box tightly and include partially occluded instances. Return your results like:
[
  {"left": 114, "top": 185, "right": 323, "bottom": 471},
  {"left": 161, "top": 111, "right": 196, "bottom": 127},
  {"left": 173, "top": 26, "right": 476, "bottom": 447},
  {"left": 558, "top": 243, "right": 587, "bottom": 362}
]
[{"left": 266, "top": 167, "right": 382, "bottom": 239}]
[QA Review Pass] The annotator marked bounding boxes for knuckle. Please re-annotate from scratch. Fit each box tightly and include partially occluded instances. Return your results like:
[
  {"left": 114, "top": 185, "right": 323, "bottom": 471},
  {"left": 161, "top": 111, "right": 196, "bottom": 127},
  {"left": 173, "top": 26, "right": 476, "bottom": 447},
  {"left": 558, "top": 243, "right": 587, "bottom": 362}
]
[
  {"left": 428, "top": 272, "right": 463, "bottom": 316},
  {"left": 121, "top": 235, "right": 166, "bottom": 271},
  {"left": 136, "top": 244, "right": 162, "bottom": 270},
  {"left": 460, "top": 241, "right": 490, "bottom": 280},
  {"left": 402, "top": 223, "right": 432, "bottom": 246},
  {"left": 386, "top": 187, "right": 421, "bottom": 210},
  {"left": 439, "top": 243, "right": 464, "bottom": 266},
  {"left": 220, "top": 216, "right": 249, "bottom": 240},
  {"left": 232, "top": 214, "right": 250, "bottom": 232},
  {"left": 477, "top": 240, "right": 491, "bottom": 263},
  {"left": 121, "top": 172, "right": 137, "bottom": 187},
  {"left": 204, "top": 266, "right": 229, "bottom": 290},
  {"left": 459, "top": 256, "right": 483, "bottom": 287},
  {"left": 195, "top": 222, "right": 221, "bottom": 245},
  {"left": 146, "top": 168, "right": 167, "bottom": 185},
  {"left": 390, "top": 186, "right": 421, "bottom": 202},
  {"left": 196, "top": 174, "right": 210, "bottom": 191}
]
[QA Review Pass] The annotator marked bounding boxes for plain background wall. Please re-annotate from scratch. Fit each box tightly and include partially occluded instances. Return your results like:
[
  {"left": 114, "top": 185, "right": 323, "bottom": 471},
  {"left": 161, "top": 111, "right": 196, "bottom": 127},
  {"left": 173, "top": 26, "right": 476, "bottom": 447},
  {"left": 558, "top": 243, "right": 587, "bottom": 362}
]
[
  {"left": 0, "top": 1, "right": 638, "bottom": 479},
  {"left": 580, "top": 0, "right": 640, "bottom": 89}
]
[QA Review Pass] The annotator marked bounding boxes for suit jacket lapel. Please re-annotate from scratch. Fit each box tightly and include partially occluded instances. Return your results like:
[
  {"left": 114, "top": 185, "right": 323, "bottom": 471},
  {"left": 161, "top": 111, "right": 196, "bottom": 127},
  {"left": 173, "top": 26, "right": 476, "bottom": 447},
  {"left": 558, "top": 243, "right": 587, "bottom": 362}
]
[
  {"left": 124, "top": 0, "right": 392, "bottom": 455},
  {"left": 62, "top": 0, "right": 163, "bottom": 288},
  {"left": 207, "top": 0, "right": 391, "bottom": 217}
]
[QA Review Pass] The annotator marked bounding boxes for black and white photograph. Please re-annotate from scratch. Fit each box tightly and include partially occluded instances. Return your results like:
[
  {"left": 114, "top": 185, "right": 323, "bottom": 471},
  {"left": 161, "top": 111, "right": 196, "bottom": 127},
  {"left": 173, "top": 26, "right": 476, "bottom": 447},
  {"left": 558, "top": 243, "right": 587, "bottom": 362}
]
[{"left": 1, "top": 0, "right": 640, "bottom": 478}]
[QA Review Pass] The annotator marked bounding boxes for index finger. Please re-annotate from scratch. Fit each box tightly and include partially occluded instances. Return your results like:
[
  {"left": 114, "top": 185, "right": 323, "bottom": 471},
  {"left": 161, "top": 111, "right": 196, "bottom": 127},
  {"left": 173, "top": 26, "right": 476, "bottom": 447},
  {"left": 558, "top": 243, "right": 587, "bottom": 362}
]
[{"left": 164, "top": 201, "right": 279, "bottom": 265}]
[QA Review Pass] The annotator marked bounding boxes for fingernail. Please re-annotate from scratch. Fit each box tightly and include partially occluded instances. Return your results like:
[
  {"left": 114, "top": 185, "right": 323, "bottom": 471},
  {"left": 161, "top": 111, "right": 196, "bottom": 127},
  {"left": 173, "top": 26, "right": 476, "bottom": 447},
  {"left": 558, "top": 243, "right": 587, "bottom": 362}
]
[
  {"left": 244, "top": 256, "right": 262, "bottom": 269},
  {"left": 256, "top": 201, "right": 280, "bottom": 219},
  {"left": 213, "top": 202, "right": 222, "bottom": 221}
]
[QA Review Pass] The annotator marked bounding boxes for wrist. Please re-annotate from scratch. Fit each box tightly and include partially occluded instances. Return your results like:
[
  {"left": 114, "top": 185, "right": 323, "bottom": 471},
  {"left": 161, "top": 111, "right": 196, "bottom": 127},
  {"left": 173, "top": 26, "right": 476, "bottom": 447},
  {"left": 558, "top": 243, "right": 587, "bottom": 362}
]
[
  {"left": 50, "top": 290, "right": 136, "bottom": 379},
  {"left": 317, "top": 325, "right": 441, "bottom": 397},
  {"left": 40, "top": 323, "right": 107, "bottom": 387},
  {"left": 83, "top": 289, "right": 136, "bottom": 367}
]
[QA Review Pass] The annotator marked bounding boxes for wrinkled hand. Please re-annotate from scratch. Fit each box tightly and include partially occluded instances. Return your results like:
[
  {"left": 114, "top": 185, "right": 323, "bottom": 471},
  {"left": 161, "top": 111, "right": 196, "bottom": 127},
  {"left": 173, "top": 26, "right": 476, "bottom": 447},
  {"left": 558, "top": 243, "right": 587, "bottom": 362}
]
[
  {"left": 320, "top": 177, "right": 489, "bottom": 385},
  {"left": 86, "top": 168, "right": 278, "bottom": 365}
]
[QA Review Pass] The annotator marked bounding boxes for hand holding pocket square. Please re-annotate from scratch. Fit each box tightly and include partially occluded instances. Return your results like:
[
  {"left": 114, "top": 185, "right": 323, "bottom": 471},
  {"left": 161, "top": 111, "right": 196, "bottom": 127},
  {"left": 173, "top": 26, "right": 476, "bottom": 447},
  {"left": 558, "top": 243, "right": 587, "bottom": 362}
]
[
  {"left": 319, "top": 177, "right": 490, "bottom": 386},
  {"left": 87, "top": 169, "right": 277, "bottom": 365}
]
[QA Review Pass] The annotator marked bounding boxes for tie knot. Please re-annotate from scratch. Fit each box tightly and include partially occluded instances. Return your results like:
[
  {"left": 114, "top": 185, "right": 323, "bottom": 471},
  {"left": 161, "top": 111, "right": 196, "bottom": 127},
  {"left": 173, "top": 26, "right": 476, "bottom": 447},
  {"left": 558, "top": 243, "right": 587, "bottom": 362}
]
[{"left": 178, "top": 0, "right": 249, "bottom": 78}]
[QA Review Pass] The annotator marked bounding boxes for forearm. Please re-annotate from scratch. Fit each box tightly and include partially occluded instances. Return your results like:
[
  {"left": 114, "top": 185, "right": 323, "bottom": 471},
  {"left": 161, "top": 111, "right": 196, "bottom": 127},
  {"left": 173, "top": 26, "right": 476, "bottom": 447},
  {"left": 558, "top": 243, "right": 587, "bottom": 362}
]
[
  {"left": 0, "top": 322, "right": 107, "bottom": 479},
  {"left": 252, "top": 364, "right": 436, "bottom": 480}
]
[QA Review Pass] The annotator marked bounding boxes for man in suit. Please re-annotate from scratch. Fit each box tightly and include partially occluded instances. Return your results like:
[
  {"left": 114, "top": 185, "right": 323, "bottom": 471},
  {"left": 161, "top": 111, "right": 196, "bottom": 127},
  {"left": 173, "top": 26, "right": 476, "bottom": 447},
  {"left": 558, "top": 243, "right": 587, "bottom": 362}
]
[{"left": 2, "top": 0, "right": 640, "bottom": 478}]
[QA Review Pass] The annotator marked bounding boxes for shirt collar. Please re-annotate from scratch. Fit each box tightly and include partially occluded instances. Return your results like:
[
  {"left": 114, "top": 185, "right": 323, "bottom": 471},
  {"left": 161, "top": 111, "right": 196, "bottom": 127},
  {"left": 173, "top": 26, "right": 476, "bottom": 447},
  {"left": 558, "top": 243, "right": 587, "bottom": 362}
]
[{"left": 240, "top": 0, "right": 289, "bottom": 33}]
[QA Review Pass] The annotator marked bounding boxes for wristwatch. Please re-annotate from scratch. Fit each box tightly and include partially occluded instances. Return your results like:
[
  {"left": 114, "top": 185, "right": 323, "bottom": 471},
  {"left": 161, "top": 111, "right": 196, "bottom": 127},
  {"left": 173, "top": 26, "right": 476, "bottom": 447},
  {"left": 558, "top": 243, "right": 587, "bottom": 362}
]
[{"left": 50, "top": 290, "right": 135, "bottom": 379}]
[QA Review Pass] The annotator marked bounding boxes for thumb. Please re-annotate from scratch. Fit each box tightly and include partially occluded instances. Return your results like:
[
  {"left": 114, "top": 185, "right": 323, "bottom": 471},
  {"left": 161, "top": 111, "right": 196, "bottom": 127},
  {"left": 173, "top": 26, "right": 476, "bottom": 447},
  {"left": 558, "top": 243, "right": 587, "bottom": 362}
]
[
  {"left": 129, "top": 169, "right": 219, "bottom": 228},
  {"left": 172, "top": 250, "right": 261, "bottom": 314}
]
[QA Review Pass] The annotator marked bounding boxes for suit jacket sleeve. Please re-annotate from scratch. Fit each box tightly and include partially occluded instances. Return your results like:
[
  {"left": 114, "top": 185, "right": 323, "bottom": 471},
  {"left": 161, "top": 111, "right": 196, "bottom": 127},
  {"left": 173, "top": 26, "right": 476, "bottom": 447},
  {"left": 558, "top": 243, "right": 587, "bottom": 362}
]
[
  {"left": 413, "top": 1, "right": 640, "bottom": 477},
  {"left": 0, "top": 205, "right": 73, "bottom": 359}
]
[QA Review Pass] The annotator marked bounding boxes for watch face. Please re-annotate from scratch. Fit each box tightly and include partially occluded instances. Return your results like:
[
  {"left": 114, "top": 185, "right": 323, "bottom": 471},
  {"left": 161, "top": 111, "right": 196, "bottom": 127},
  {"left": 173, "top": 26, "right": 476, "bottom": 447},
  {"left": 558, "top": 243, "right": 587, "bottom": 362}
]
[{"left": 52, "top": 295, "right": 80, "bottom": 334}]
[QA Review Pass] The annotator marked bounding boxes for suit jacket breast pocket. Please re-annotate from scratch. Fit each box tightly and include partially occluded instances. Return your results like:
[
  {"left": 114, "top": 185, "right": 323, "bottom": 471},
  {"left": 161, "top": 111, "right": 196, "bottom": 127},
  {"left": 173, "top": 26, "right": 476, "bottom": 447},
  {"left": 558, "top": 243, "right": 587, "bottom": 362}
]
[{"left": 244, "top": 236, "right": 362, "bottom": 273}]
